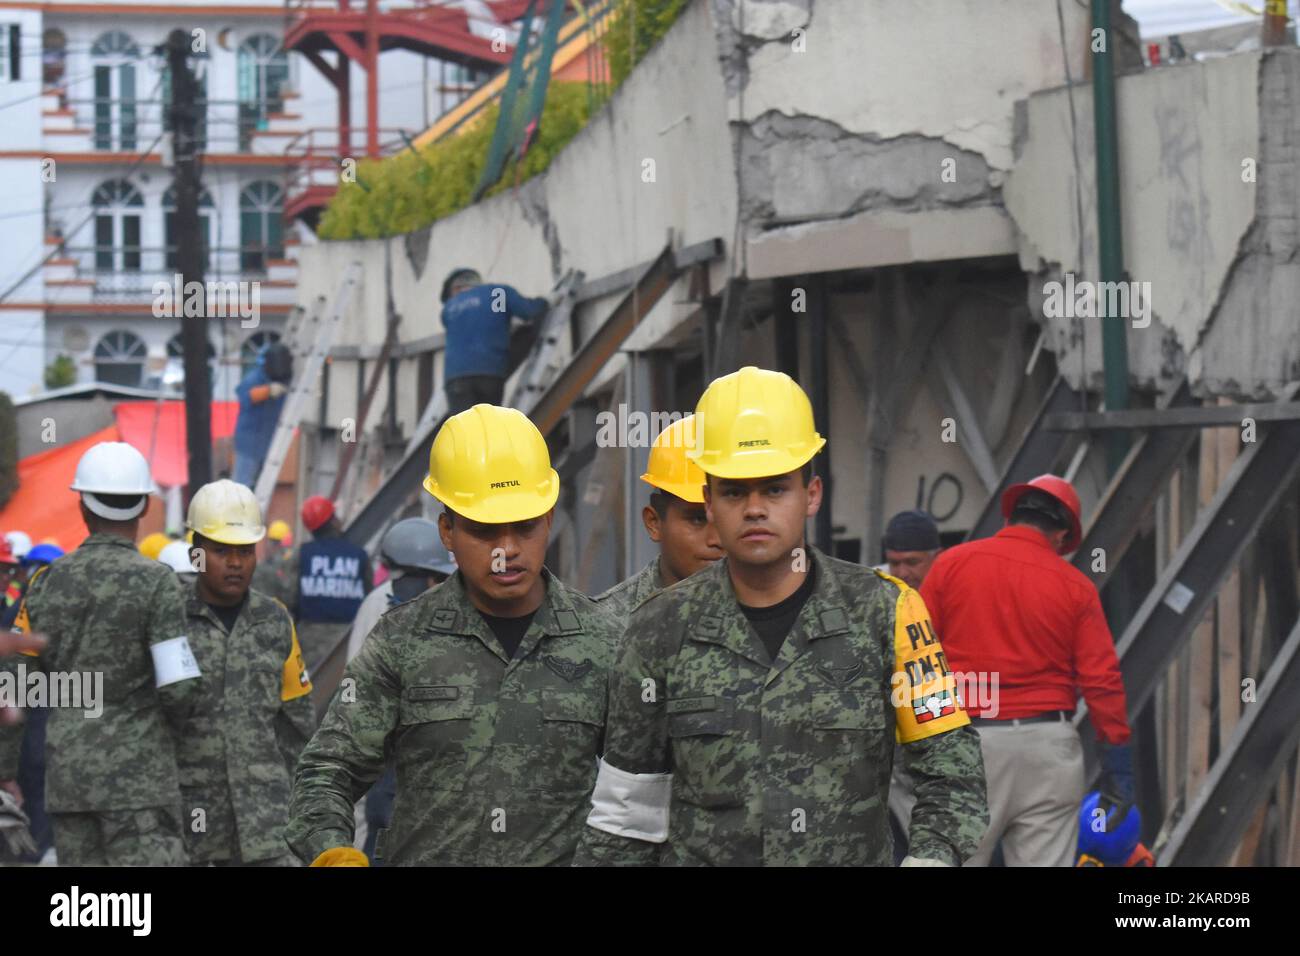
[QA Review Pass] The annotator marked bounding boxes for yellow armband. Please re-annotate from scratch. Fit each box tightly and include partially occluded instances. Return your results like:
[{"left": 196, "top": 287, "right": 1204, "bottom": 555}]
[
  {"left": 281, "top": 622, "right": 313, "bottom": 702},
  {"left": 876, "top": 570, "right": 969, "bottom": 743}
]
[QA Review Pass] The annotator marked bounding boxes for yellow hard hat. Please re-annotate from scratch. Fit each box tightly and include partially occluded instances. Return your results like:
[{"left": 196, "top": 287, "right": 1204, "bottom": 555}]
[
  {"left": 138, "top": 532, "right": 172, "bottom": 561},
  {"left": 186, "top": 479, "right": 266, "bottom": 545},
  {"left": 423, "top": 404, "right": 559, "bottom": 524},
  {"left": 688, "top": 366, "right": 826, "bottom": 479},
  {"left": 267, "top": 519, "right": 292, "bottom": 542},
  {"left": 641, "top": 415, "right": 706, "bottom": 504}
]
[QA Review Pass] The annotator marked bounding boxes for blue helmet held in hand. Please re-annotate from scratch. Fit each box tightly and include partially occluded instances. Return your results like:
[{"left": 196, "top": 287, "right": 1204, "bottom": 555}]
[{"left": 1078, "top": 789, "right": 1141, "bottom": 865}]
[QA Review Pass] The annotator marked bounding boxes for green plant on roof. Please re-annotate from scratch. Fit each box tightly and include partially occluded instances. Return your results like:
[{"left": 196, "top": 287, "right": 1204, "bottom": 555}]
[
  {"left": 604, "top": 0, "right": 688, "bottom": 87},
  {"left": 317, "top": 0, "right": 688, "bottom": 241}
]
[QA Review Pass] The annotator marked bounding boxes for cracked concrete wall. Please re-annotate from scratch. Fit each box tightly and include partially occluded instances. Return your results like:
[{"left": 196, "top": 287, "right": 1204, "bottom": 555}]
[
  {"left": 716, "top": 0, "right": 1094, "bottom": 277},
  {"left": 543, "top": 0, "right": 737, "bottom": 345},
  {"left": 725, "top": 0, "right": 1089, "bottom": 170},
  {"left": 1005, "top": 50, "right": 1298, "bottom": 399}
]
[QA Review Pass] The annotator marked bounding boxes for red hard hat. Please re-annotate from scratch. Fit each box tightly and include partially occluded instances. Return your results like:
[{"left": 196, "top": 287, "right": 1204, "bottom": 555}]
[
  {"left": 1001, "top": 474, "right": 1082, "bottom": 554},
  {"left": 0, "top": 539, "right": 16, "bottom": 566},
  {"left": 301, "top": 495, "right": 335, "bottom": 532}
]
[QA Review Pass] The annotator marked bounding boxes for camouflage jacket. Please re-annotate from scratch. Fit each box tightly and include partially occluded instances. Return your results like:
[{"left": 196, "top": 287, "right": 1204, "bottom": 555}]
[
  {"left": 178, "top": 582, "right": 316, "bottom": 863},
  {"left": 22, "top": 533, "right": 203, "bottom": 813},
  {"left": 574, "top": 547, "right": 989, "bottom": 866},
  {"left": 287, "top": 568, "right": 620, "bottom": 866},
  {"left": 593, "top": 557, "right": 664, "bottom": 625},
  {"left": 251, "top": 547, "right": 298, "bottom": 613}
]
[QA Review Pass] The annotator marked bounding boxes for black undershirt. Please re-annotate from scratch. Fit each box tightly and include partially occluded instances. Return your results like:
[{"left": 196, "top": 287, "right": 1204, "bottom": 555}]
[
  {"left": 481, "top": 610, "right": 537, "bottom": 661},
  {"left": 739, "top": 565, "right": 816, "bottom": 662},
  {"left": 206, "top": 595, "right": 247, "bottom": 635}
]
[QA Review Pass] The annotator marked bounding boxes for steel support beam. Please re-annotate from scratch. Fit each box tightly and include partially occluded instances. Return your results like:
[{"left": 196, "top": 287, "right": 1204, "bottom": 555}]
[
  {"left": 967, "top": 376, "right": 1080, "bottom": 541},
  {"left": 1076, "top": 417, "right": 1300, "bottom": 768},
  {"left": 809, "top": 274, "right": 832, "bottom": 553},
  {"left": 575, "top": 238, "right": 723, "bottom": 305},
  {"left": 623, "top": 350, "right": 665, "bottom": 579},
  {"left": 932, "top": 340, "right": 999, "bottom": 494},
  {"left": 710, "top": 277, "right": 748, "bottom": 378},
  {"left": 1045, "top": 402, "right": 1300, "bottom": 431},
  {"left": 1161, "top": 614, "right": 1300, "bottom": 865},
  {"left": 531, "top": 245, "right": 677, "bottom": 436},
  {"left": 1072, "top": 380, "right": 1195, "bottom": 590}
]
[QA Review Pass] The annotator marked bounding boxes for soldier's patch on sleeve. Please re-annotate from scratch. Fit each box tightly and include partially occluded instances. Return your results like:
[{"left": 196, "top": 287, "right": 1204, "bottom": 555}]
[
  {"left": 282, "top": 622, "right": 313, "bottom": 701},
  {"left": 13, "top": 566, "right": 46, "bottom": 652},
  {"left": 887, "top": 580, "right": 969, "bottom": 743}
]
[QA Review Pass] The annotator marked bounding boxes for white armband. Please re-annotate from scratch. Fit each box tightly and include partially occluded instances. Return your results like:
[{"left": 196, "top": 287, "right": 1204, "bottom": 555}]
[
  {"left": 151, "top": 636, "right": 202, "bottom": 688},
  {"left": 586, "top": 758, "right": 672, "bottom": 844},
  {"left": 900, "top": 855, "right": 953, "bottom": 867}
]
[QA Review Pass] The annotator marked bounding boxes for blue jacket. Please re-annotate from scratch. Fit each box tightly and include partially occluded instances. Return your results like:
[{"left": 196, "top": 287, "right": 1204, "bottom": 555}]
[
  {"left": 441, "top": 283, "right": 548, "bottom": 381},
  {"left": 297, "top": 536, "right": 370, "bottom": 623},
  {"left": 234, "top": 360, "right": 286, "bottom": 460}
]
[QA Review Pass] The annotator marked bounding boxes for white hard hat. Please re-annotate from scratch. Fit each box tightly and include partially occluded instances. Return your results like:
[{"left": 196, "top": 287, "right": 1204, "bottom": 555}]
[
  {"left": 70, "top": 441, "right": 158, "bottom": 520},
  {"left": 4, "top": 531, "right": 32, "bottom": 559},
  {"left": 158, "top": 539, "right": 196, "bottom": 573}
]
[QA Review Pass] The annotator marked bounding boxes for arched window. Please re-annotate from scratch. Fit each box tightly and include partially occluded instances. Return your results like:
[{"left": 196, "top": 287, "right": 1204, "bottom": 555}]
[
  {"left": 91, "top": 179, "right": 143, "bottom": 272},
  {"left": 237, "top": 34, "right": 288, "bottom": 150},
  {"left": 162, "top": 186, "right": 214, "bottom": 270},
  {"left": 241, "top": 330, "right": 281, "bottom": 377},
  {"left": 93, "top": 329, "right": 146, "bottom": 387},
  {"left": 91, "top": 31, "right": 139, "bottom": 151},
  {"left": 240, "top": 181, "right": 283, "bottom": 272}
]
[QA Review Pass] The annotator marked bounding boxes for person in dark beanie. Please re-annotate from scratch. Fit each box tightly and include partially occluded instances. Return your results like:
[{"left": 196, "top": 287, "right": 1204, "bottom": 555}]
[
  {"left": 883, "top": 509, "right": 943, "bottom": 589},
  {"left": 438, "top": 268, "right": 549, "bottom": 416}
]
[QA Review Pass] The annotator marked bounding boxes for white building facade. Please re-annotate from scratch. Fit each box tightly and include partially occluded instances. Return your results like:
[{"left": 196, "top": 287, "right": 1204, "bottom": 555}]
[{"left": 0, "top": 0, "right": 491, "bottom": 400}]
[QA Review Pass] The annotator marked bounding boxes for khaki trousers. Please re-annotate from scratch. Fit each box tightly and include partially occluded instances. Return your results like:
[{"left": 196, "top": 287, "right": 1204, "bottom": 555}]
[{"left": 963, "top": 719, "right": 1084, "bottom": 867}]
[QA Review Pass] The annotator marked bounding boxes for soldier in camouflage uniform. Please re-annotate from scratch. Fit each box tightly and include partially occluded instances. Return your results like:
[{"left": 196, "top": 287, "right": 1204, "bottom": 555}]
[
  {"left": 576, "top": 367, "right": 989, "bottom": 866},
  {"left": 20, "top": 442, "right": 203, "bottom": 865},
  {"left": 251, "top": 525, "right": 298, "bottom": 611},
  {"left": 178, "top": 481, "right": 316, "bottom": 866},
  {"left": 288, "top": 405, "right": 621, "bottom": 866},
  {"left": 594, "top": 415, "right": 722, "bottom": 623}
]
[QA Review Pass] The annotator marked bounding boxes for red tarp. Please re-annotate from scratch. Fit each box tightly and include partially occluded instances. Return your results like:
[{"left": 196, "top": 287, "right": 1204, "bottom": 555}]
[
  {"left": 0, "top": 424, "right": 120, "bottom": 552},
  {"left": 112, "top": 401, "right": 239, "bottom": 488},
  {"left": 0, "top": 401, "right": 240, "bottom": 551}
]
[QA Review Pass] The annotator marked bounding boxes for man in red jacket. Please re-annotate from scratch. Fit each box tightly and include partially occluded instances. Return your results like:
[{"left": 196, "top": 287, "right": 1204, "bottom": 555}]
[{"left": 921, "top": 475, "right": 1133, "bottom": 867}]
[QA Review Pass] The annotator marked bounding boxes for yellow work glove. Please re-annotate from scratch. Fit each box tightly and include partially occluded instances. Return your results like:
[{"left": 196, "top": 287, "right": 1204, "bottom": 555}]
[{"left": 310, "top": 847, "right": 370, "bottom": 867}]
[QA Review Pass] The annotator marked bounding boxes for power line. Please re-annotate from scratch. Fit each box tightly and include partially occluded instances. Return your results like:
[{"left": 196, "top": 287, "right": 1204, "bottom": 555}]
[
  {"left": 0, "top": 126, "right": 160, "bottom": 370},
  {"left": 0, "top": 130, "right": 163, "bottom": 307},
  {"left": 0, "top": 48, "right": 156, "bottom": 114}
]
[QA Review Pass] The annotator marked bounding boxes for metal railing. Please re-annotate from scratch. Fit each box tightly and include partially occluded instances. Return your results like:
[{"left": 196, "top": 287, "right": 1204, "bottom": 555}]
[
  {"left": 282, "top": 126, "right": 415, "bottom": 203},
  {"left": 60, "top": 97, "right": 297, "bottom": 154},
  {"left": 285, "top": 0, "right": 494, "bottom": 19},
  {"left": 52, "top": 245, "right": 288, "bottom": 300}
]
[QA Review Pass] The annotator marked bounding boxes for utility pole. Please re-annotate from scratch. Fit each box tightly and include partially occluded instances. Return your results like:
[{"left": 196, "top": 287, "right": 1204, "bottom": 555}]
[
  {"left": 166, "top": 28, "right": 211, "bottom": 499},
  {"left": 1091, "top": 0, "right": 1130, "bottom": 475}
]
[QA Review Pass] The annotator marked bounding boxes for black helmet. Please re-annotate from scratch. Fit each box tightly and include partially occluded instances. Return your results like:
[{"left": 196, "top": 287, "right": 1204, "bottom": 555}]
[
  {"left": 440, "top": 268, "right": 481, "bottom": 303},
  {"left": 263, "top": 342, "right": 293, "bottom": 384}
]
